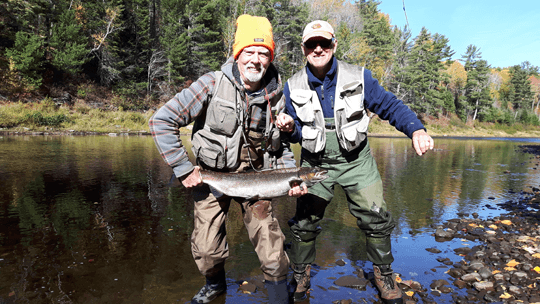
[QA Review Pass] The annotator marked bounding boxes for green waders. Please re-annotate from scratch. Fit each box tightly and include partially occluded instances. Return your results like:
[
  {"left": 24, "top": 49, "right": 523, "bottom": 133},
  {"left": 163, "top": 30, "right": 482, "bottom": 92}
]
[{"left": 288, "top": 118, "right": 397, "bottom": 266}]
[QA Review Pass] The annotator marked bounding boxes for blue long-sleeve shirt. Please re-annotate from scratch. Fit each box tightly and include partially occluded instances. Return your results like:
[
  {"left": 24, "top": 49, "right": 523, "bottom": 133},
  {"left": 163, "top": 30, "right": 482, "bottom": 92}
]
[{"left": 284, "top": 56, "right": 425, "bottom": 143}]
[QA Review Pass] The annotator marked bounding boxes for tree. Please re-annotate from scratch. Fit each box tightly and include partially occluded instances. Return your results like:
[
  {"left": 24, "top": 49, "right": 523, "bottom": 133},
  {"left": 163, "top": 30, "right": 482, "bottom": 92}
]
[
  {"left": 399, "top": 27, "right": 454, "bottom": 116},
  {"left": 81, "top": 0, "right": 124, "bottom": 86},
  {"left": 6, "top": 31, "right": 45, "bottom": 89},
  {"left": 49, "top": 5, "right": 89, "bottom": 74},
  {"left": 520, "top": 61, "right": 539, "bottom": 77},
  {"left": 461, "top": 45, "right": 492, "bottom": 122},
  {"left": 187, "top": 0, "right": 226, "bottom": 75},
  {"left": 357, "top": 0, "right": 395, "bottom": 81},
  {"left": 160, "top": 0, "right": 190, "bottom": 89},
  {"left": 386, "top": 25, "right": 412, "bottom": 102},
  {"left": 272, "top": 0, "right": 309, "bottom": 80},
  {"left": 508, "top": 65, "right": 534, "bottom": 118}
]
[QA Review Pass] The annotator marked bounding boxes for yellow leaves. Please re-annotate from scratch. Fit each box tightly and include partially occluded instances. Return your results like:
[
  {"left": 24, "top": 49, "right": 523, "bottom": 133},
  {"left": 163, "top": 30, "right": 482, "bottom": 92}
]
[
  {"left": 395, "top": 276, "right": 402, "bottom": 283},
  {"left": 505, "top": 260, "right": 519, "bottom": 270},
  {"left": 240, "top": 281, "right": 251, "bottom": 294},
  {"left": 465, "top": 223, "right": 483, "bottom": 228},
  {"left": 500, "top": 220, "right": 512, "bottom": 225},
  {"left": 445, "top": 60, "right": 466, "bottom": 89},
  {"left": 405, "top": 291, "right": 414, "bottom": 297},
  {"left": 533, "top": 253, "right": 540, "bottom": 259},
  {"left": 534, "top": 266, "right": 540, "bottom": 274},
  {"left": 499, "top": 292, "right": 512, "bottom": 299},
  {"left": 506, "top": 260, "right": 520, "bottom": 267},
  {"left": 492, "top": 270, "right": 501, "bottom": 274},
  {"left": 489, "top": 224, "right": 498, "bottom": 229}
]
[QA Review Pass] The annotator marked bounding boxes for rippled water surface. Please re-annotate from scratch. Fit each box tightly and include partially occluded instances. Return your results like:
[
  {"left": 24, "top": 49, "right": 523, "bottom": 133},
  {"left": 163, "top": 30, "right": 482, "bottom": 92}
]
[{"left": 1, "top": 135, "right": 539, "bottom": 303}]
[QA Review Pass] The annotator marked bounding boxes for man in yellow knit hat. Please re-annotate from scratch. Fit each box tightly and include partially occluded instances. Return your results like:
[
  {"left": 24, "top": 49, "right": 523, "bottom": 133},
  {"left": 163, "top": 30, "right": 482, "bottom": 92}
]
[{"left": 149, "top": 14, "right": 307, "bottom": 304}]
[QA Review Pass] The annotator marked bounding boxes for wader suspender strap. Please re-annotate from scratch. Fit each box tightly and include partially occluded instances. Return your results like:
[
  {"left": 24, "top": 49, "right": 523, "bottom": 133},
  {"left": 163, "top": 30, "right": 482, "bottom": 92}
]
[
  {"left": 238, "top": 89, "right": 262, "bottom": 171},
  {"left": 263, "top": 97, "right": 275, "bottom": 169}
]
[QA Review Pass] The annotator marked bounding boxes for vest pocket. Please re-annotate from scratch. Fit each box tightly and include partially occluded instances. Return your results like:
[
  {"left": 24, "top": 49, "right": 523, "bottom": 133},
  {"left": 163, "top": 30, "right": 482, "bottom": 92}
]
[
  {"left": 340, "top": 81, "right": 364, "bottom": 119},
  {"left": 340, "top": 114, "right": 369, "bottom": 151},
  {"left": 192, "top": 129, "right": 227, "bottom": 169},
  {"left": 206, "top": 97, "right": 238, "bottom": 136},
  {"left": 302, "top": 125, "right": 324, "bottom": 153},
  {"left": 291, "top": 90, "right": 315, "bottom": 122}
]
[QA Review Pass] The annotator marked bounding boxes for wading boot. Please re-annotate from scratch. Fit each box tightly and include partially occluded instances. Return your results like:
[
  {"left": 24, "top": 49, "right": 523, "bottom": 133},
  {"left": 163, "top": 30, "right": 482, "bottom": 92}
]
[
  {"left": 265, "top": 279, "right": 289, "bottom": 304},
  {"left": 373, "top": 265, "right": 403, "bottom": 304},
  {"left": 290, "top": 263, "right": 311, "bottom": 302},
  {"left": 191, "top": 271, "right": 227, "bottom": 304}
]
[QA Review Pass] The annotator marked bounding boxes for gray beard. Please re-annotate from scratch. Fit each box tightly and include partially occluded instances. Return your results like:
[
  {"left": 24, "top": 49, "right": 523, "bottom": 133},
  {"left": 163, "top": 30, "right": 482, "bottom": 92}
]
[{"left": 243, "top": 65, "right": 266, "bottom": 83}]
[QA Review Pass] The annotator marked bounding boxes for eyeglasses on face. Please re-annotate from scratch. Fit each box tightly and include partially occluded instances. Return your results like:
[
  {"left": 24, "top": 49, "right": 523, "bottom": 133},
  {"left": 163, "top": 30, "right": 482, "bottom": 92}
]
[{"left": 303, "top": 38, "right": 335, "bottom": 49}]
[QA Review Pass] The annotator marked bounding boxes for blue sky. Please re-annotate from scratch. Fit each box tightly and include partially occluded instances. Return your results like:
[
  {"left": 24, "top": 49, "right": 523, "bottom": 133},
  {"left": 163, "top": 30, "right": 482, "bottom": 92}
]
[{"left": 377, "top": 0, "right": 540, "bottom": 69}]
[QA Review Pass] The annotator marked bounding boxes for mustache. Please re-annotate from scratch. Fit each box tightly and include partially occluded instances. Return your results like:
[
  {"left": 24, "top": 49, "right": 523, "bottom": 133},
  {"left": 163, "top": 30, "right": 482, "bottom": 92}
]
[{"left": 245, "top": 63, "right": 261, "bottom": 71}]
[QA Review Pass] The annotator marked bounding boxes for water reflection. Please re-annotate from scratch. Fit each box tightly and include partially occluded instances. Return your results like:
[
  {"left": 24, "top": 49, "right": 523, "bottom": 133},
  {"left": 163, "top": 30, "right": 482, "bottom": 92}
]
[{"left": 1, "top": 135, "right": 539, "bottom": 303}]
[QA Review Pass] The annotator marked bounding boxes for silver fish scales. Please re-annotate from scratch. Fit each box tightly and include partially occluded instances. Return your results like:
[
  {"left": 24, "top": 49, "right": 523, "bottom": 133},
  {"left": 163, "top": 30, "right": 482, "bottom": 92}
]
[{"left": 199, "top": 167, "right": 328, "bottom": 200}]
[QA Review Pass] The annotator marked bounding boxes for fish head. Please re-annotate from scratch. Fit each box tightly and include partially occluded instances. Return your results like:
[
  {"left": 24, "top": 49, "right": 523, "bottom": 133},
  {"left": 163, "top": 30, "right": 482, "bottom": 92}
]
[{"left": 299, "top": 167, "right": 328, "bottom": 186}]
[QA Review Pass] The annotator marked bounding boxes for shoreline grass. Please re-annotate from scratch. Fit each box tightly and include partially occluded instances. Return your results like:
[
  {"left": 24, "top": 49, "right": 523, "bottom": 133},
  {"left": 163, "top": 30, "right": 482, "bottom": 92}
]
[{"left": 2, "top": 99, "right": 540, "bottom": 138}]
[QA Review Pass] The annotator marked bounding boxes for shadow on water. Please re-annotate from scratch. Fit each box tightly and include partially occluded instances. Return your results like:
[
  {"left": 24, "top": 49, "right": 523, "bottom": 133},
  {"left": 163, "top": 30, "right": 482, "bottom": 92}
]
[{"left": 1, "top": 135, "right": 539, "bottom": 303}]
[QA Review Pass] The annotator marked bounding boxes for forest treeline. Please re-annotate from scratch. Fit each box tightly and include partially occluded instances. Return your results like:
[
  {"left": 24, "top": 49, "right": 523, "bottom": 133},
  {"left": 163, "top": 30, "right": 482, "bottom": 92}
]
[{"left": 1, "top": 0, "right": 540, "bottom": 126}]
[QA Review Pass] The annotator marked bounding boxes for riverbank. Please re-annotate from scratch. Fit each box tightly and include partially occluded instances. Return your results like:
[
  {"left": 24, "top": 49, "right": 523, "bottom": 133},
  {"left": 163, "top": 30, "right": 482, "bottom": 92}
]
[
  {"left": 2, "top": 116, "right": 540, "bottom": 139},
  {"left": 3, "top": 96, "right": 540, "bottom": 138}
]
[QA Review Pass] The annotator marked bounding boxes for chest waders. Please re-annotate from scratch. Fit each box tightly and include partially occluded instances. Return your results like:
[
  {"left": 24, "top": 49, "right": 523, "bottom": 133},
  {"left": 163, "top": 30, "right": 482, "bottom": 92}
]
[
  {"left": 287, "top": 62, "right": 398, "bottom": 278},
  {"left": 189, "top": 71, "right": 290, "bottom": 303}
]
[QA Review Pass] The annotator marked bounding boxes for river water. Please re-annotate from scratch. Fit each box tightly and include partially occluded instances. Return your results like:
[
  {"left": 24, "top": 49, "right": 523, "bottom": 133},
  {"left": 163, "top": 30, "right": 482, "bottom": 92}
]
[{"left": 1, "top": 135, "right": 539, "bottom": 303}]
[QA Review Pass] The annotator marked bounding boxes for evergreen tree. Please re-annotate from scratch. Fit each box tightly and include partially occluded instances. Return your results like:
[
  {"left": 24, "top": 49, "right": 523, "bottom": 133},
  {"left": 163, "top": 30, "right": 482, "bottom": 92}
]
[
  {"left": 160, "top": 0, "right": 190, "bottom": 87},
  {"left": 49, "top": 4, "right": 89, "bottom": 74},
  {"left": 387, "top": 25, "right": 413, "bottom": 101},
  {"left": 187, "top": 0, "right": 226, "bottom": 75},
  {"left": 81, "top": 0, "right": 124, "bottom": 86},
  {"left": 461, "top": 45, "right": 491, "bottom": 122},
  {"left": 508, "top": 65, "right": 534, "bottom": 116},
  {"left": 272, "top": 0, "right": 309, "bottom": 80},
  {"left": 401, "top": 27, "right": 453, "bottom": 115},
  {"left": 6, "top": 31, "right": 45, "bottom": 88},
  {"left": 357, "top": 0, "right": 394, "bottom": 81}
]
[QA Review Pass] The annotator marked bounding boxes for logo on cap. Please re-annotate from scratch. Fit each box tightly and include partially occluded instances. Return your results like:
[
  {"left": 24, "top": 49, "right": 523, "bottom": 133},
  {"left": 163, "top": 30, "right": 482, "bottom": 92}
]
[
  {"left": 312, "top": 23, "right": 322, "bottom": 29},
  {"left": 254, "top": 38, "right": 264, "bottom": 42}
]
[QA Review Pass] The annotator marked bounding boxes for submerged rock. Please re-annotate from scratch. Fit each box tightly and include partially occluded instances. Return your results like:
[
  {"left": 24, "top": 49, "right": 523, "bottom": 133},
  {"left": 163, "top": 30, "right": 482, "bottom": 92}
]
[{"left": 333, "top": 275, "right": 369, "bottom": 290}]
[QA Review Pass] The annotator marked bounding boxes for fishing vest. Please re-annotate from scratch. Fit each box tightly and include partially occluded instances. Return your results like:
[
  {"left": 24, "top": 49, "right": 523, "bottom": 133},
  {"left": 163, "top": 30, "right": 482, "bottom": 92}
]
[
  {"left": 288, "top": 60, "right": 370, "bottom": 153},
  {"left": 191, "top": 71, "right": 282, "bottom": 171}
]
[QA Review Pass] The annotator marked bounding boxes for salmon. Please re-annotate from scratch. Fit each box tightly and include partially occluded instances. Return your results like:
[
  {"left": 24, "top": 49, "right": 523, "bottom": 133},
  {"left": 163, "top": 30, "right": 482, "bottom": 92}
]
[{"left": 199, "top": 167, "right": 328, "bottom": 200}]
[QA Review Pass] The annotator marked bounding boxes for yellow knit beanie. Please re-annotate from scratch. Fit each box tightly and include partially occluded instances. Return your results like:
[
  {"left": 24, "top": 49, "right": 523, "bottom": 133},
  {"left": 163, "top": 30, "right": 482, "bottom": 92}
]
[{"left": 233, "top": 14, "right": 275, "bottom": 61}]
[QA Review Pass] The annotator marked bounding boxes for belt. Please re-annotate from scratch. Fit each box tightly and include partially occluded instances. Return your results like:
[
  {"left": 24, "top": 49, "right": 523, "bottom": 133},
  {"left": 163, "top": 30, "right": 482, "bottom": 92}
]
[{"left": 325, "top": 122, "right": 336, "bottom": 130}]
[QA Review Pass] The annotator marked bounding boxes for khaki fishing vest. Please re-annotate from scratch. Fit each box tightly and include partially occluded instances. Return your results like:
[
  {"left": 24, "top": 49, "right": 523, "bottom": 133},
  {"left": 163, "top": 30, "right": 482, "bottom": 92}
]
[
  {"left": 288, "top": 60, "right": 370, "bottom": 153},
  {"left": 191, "top": 71, "right": 282, "bottom": 170}
]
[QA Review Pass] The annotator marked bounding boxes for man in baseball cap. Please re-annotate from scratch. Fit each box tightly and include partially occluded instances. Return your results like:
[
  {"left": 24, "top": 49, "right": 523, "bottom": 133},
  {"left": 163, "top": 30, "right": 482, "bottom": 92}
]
[{"left": 276, "top": 19, "right": 434, "bottom": 303}]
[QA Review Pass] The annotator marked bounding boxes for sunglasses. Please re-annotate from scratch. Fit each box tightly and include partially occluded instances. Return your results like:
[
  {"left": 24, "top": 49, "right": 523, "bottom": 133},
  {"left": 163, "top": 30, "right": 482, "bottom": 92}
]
[{"left": 303, "top": 38, "right": 334, "bottom": 50}]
